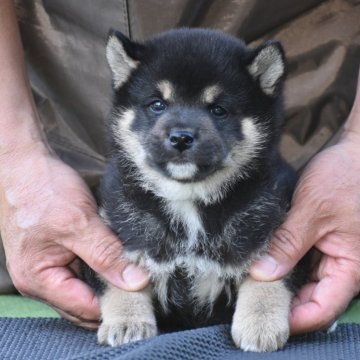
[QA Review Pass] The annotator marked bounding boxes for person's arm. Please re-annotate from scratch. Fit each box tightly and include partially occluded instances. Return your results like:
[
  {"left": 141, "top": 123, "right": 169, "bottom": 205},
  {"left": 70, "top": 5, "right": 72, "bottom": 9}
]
[
  {"left": 250, "top": 71, "right": 360, "bottom": 334},
  {"left": 0, "top": 0, "right": 148, "bottom": 328},
  {"left": 343, "top": 77, "right": 360, "bottom": 137},
  {"left": 0, "top": 0, "right": 48, "bottom": 153}
]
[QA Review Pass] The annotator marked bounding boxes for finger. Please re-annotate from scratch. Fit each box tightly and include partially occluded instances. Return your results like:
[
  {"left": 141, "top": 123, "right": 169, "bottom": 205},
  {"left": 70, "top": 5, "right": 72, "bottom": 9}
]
[
  {"left": 63, "top": 216, "right": 149, "bottom": 291},
  {"left": 21, "top": 291, "right": 99, "bottom": 329},
  {"left": 250, "top": 202, "right": 318, "bottom": 281},
  {"left": 51, "top": 305, "right": 99, "bottom": 330},
  {"left": 289, "top": 272, "right": 357, "bottom": 334},
  {"left": 19, "top": 261, "right": 99, "bottom": 329},
  {"left": 28, "top": 266, "right": 102, "bottom": 323}
]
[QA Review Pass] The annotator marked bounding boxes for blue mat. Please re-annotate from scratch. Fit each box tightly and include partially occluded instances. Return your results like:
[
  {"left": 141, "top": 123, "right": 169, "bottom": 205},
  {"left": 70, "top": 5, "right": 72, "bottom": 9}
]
[{"left": 1, "top": 318, "right": 360, "bottom": 359}]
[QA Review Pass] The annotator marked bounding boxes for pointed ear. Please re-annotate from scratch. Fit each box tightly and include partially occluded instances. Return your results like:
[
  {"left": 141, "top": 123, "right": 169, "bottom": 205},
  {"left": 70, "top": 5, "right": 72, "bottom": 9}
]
[
  {"left": 106, "top": 29, "right": 145, "bottom": 89},
  {"left": 247, "top": 41, "right": 286, "bottom": 96}
]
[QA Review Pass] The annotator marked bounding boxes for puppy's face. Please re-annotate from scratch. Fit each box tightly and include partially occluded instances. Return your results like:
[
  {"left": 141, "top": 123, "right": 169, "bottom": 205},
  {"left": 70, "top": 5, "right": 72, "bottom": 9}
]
[{"left": 107, "top": 29, "right": 285, "bottom": 184}]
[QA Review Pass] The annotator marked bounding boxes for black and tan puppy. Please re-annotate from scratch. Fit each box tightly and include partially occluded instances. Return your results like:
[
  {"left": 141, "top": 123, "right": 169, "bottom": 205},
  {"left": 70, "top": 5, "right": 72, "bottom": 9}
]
[{"left": 84, "top": 28, "right": 305, "bottom": 352}]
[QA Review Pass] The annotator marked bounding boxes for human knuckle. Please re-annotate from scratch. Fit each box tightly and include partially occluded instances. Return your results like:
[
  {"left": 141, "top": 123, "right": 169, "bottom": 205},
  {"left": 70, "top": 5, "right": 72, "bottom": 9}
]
[
  {"left": 314, "top": 197, "right": 336, "bottom": 218},
  {"left": 272, "top": 228, "right": 303, "bottom": 260},
  {"left": 294, "top": 177, "right": 334, "bottom": 213},
  {"left": 91, "top": 237, "right": 122, "bottom": 270},
  {"left": 53, "top": 208, "right": 92, "bottom": 234},
  {"left": 10, "top": 270, "right": 31, "bottom": 295}
]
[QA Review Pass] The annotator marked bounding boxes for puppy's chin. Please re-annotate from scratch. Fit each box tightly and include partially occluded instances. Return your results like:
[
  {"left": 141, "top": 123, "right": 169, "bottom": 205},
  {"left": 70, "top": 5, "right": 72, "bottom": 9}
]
[
  {"left": 164, "top": 161, "right": 226, "bottom": 183},
  {"left": 166, "top": 162, "right": 198, "bottom": 181},
  {"left": 145, "top": 156, "right": 226, "bottom": 183}
]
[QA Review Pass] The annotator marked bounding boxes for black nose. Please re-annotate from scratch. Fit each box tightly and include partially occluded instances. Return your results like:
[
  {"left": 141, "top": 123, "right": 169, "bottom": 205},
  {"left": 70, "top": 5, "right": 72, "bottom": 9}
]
[{"left": 169, "top": 130, "right": 194, "bottom": 152}]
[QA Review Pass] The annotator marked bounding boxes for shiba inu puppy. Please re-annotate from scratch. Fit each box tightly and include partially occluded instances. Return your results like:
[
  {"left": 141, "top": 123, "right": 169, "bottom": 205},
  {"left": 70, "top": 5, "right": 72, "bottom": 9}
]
[{"left": 84, "top": 28, "right": 306, "bottom": 352}]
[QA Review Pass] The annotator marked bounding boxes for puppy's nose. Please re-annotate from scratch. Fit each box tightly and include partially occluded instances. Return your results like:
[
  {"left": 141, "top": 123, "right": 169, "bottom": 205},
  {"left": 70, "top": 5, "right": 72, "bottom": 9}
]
[{"left": 169, "top": 130, "right": 194, "bottom": 152}]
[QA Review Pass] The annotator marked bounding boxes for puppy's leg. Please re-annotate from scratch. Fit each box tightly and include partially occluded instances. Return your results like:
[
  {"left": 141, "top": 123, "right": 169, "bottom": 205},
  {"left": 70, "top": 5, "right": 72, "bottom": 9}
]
[
  {"left": 98, "top": 284, "right": 157, "bottom": 346},
  {"left": 231, "top": 277, "right": 291, "bottom": 352}
]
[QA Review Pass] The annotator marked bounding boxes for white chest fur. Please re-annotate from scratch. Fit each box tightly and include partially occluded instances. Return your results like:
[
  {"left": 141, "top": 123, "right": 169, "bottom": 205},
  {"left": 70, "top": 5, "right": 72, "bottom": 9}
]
[{"left": 164, "top": 198, "right": 205, "bottom": 250}]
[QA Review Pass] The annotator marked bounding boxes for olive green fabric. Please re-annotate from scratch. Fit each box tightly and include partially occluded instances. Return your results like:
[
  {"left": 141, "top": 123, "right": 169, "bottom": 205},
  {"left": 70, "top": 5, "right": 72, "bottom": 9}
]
[
  {"left": 0, "top": 295, "right": 59, "bottom": 318},
  {"left": 0, "top": 295, "right": 358, "bottom": 326},
  {"left": 338, "top": 300, "right": 360, "bottom": 324}
]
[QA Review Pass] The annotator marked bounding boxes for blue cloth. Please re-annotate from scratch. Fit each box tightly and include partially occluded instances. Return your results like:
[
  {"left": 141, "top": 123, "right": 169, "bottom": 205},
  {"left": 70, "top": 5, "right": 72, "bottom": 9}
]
[{"left": 0, "top": 318, "right": 359, "bottom": 359}]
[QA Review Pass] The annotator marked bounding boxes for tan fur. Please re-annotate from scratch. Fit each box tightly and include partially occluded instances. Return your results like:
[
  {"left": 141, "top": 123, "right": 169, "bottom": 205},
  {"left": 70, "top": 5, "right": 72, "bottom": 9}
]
[
  {"left": 247, "top": 46, "right": 284, "bottom": 95},
  {"left": 106, "top": 36, "right": 139, "bottom": 88},
  {"left": 157, "top": 80, "right": 174, "bottom": 101},
  {"left": 98, "top": 284, "right": 157, "bottom": 346},
  {"left": 201, "top": 85, "right": 221, "bottom": 103},
  {"left": 231, "top": 277, "right": 291, "bottom": 352}
]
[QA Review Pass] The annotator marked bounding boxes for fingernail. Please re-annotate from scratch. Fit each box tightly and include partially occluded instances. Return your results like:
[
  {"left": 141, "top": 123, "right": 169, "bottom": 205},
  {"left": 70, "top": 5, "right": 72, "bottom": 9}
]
[
  {"left": 251, "top": 255, "right": 278, "bottom": 280},
  {"left": 122, "top": 264, "right": 149, "bottom": 290}
]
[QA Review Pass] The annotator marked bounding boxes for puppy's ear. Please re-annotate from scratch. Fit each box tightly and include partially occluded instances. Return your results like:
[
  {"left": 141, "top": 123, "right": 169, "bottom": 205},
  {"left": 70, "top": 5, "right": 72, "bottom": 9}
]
[
  {"left": 246, "top": 41, "right": 286, "bottom": 96},
  {"left": 106, "top": 29, "right": 145, "bottom": 89}
]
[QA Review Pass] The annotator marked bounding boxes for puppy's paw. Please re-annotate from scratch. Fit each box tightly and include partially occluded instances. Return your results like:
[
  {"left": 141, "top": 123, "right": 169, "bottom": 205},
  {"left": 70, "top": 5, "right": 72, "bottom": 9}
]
[
  {"left": 98, "top": 318, "right": 157, "bottom": 346},
  {"left": 98, "top": 284, "right": 157, "bottom": 346},
  {"left": 231, "top": 278, "right": 291, "bottom": 352},
  {"left": 231, "top": 313, "right": 289, "bottom": 352}
]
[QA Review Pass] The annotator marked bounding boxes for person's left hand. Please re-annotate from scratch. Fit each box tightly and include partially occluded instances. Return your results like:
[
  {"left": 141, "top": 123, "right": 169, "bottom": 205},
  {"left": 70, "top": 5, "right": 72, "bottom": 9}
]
[{"left": 250, "top": 77, "right": 360, "bottom": 333}]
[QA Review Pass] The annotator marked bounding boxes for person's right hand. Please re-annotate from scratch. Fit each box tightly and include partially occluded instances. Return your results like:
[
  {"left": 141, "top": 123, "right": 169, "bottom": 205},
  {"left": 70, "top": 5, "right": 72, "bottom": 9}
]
[{"left": 0, "top": 143, "right": 149, "bottom": 329}]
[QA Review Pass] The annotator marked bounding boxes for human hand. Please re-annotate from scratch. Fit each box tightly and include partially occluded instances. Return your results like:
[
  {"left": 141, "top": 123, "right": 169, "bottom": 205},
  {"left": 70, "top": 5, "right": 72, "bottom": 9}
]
[
  {"left": 250, "top": 75, "right": 360, "bottom": 334},
  {"left": 0, "top": 143, "right": 149, "bottom": 329}
]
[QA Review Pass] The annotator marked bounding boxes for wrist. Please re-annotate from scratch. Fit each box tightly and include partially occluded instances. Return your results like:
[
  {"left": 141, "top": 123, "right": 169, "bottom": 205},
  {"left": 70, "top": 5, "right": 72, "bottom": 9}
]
[
  {"left": 0, "top": 138, "right": 54, "bottom": 187},
  {"left": 340, "top": 130, "right": 360, "bottom": 148},
  {"left": 340, "top": 109, "right": 360, "bottom": 147},
  {"left": 341, "top": 119, "right": 360, "bottom": 146},
  {"left": 342, "top": 76, "right": 360, "bottom": 142},
  {"left": 0, "top": 108, "right": 52, "bottom": 159}
]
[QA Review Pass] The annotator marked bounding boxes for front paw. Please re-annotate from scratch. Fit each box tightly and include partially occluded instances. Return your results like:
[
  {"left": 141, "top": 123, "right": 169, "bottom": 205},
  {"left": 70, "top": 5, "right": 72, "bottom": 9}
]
[
  {"left": 231, "top": 315, "right": 289, "bottom": 352},
  {"left": 231, "top": 278, "right": 292, "bottom": 352},
  {"left": 98, "top": 318, "right": 157, "bottom": 346},
  {"left": 98, "top": 283, "right": 157, "bottom": 346}
]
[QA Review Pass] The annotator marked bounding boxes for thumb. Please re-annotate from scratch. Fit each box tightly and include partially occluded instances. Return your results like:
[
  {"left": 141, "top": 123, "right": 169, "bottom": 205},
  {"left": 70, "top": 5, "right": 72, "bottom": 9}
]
[
  {"left": 68, "top": 217, "right": 149, "bottom": 291},
  {"left": 250, "top": 204, "right": 316, "bottom": 281}
]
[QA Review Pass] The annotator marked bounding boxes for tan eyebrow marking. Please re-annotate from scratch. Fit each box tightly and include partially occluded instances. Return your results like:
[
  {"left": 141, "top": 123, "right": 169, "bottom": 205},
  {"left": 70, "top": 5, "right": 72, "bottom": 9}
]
[
  {"left": 157, "top": 80, "right": 174, "bottom": 101},
  {"left": 202, "top": 85, "right": 222, "bottom": 104}
]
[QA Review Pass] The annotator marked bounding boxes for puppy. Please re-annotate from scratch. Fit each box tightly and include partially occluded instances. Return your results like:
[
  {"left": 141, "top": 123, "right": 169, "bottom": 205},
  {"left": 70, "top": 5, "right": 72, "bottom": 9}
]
[{"left": 84, "top": 28, "right": 306, "bottom": 352}]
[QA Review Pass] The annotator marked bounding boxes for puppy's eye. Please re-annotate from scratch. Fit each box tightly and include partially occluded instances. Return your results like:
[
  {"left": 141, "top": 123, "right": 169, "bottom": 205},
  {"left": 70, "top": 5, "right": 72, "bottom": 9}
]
[
  {"left": 149, "top": 100, "right": 167, "bottom": 114},
  {"left": 210, "top": 105, "right": 228, "bottom": 118}
]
